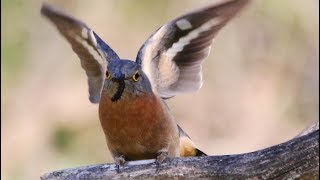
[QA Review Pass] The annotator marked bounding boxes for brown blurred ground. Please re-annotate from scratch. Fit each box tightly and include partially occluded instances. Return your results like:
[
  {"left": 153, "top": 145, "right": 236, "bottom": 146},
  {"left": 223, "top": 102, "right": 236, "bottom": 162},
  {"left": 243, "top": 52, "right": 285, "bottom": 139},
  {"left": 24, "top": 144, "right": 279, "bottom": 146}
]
[{"left": 1, "top": 0, "right": 319, "bottom": 179}]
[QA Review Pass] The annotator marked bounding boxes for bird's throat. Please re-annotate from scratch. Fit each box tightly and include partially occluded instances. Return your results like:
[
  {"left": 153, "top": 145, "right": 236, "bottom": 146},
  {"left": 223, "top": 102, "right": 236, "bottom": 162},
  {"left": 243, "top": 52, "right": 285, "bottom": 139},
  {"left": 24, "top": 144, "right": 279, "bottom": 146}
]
[{"left": 111, "top": 80, "right": 125, "bottom": 102}]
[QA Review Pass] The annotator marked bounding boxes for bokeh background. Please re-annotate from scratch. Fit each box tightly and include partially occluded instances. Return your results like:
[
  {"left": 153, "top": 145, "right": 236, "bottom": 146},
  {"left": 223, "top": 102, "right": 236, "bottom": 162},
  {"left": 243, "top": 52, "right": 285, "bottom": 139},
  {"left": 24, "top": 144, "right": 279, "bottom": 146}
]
[{"left": 2, "top": 0, "right": 319, "bottom": 179}]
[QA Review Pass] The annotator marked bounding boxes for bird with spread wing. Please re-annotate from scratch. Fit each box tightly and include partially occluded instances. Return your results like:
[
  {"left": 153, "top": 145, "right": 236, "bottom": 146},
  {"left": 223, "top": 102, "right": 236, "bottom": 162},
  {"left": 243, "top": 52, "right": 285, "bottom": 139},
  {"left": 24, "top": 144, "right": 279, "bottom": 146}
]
[{"left": 41, "top": 0, "right": 250, "bottom": 171}]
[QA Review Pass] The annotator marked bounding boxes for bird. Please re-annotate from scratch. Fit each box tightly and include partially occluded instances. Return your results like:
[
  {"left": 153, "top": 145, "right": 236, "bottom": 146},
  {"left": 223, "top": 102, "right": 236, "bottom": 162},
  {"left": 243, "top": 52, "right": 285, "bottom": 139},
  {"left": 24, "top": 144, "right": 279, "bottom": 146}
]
[{"left": 41, "top": 0, "right": 250, "bottom": 170}]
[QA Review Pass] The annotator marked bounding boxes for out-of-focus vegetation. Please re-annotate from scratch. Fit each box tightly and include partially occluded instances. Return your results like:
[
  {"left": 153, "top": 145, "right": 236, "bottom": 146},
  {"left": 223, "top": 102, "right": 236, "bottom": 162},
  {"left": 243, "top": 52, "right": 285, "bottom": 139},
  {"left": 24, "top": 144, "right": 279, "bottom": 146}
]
[{"left": 1, "top": 0, "right": 318, "bottom": 179}]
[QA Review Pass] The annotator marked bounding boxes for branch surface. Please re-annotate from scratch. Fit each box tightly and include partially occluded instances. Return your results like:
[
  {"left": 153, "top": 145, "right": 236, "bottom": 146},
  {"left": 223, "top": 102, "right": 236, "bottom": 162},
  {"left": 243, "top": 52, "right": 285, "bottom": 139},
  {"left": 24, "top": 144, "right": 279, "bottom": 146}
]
[{"left": 41, "top": 123, "right": 319, "bottom": 180}]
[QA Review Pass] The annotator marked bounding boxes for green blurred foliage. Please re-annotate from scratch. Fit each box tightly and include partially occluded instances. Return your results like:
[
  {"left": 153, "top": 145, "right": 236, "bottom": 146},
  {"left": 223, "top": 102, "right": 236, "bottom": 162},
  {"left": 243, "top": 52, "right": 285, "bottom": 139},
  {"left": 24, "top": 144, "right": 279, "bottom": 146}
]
[
  {"left": 1, "top": 0, "right": 29, "bottom": 80},
  {"left": 51, "top": 125, "right": 75, "bottom": 152}
]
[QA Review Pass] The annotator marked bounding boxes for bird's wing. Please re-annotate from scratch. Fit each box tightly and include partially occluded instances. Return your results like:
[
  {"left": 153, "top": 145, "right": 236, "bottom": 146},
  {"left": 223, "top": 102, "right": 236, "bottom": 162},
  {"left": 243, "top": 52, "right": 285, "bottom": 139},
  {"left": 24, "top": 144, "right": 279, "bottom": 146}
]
[
  {"left": 136, "top": 0, "right": 250, "bottom": 98},
  {"left": 41, "top": 3, "right": 120, "bottom": 103}
]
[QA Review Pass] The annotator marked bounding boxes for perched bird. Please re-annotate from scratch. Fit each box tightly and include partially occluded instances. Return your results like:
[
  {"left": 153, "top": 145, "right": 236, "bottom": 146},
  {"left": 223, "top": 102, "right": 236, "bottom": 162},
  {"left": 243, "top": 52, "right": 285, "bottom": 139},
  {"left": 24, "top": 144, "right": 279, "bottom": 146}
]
[{"left": 41, "top": 0, "right": 249, "bottom": 169}]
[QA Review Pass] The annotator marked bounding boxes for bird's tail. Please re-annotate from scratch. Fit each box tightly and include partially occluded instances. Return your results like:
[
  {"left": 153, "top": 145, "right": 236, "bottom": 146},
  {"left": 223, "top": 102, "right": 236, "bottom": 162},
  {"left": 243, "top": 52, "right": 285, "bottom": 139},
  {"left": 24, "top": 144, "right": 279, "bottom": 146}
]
[
  {"left": 195, "top": 148, "right": 207, "bottom": 156},
  {"left": 178, "top": 125, "right": 208, "bottom": 157}
]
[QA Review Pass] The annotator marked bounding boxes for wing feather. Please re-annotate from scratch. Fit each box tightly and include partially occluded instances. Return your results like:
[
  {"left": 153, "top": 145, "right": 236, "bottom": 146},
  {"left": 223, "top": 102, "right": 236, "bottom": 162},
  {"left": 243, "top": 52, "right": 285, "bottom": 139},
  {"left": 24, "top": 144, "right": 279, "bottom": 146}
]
[
  {"left": 41, "top": 3, "right": 120, "bottom": 103},
  {"left": 136, "top": 0, "right": 250, "bottom": 98}
]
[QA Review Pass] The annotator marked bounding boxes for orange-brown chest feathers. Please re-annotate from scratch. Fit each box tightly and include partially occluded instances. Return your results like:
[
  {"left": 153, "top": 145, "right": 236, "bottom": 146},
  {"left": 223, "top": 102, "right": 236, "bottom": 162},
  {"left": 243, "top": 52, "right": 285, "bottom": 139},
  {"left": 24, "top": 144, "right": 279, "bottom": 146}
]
[{"left": 99, "top": 92, "right": 179, "bottom": 160}]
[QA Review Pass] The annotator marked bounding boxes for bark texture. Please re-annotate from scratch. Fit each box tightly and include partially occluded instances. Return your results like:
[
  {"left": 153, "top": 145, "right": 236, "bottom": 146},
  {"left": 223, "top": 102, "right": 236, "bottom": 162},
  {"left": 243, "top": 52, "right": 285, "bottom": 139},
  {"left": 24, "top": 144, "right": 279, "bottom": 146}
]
[{"left": 41, "top": 122, "right": 319, "bottom": 180}]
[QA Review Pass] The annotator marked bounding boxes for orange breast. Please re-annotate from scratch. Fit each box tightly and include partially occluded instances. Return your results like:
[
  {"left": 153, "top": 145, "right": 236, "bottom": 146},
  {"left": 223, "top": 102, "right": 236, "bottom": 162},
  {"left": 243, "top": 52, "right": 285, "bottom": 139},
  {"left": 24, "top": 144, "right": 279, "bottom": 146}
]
[{"left": 99, "top": 93, "right": 179, "bottom": 160}]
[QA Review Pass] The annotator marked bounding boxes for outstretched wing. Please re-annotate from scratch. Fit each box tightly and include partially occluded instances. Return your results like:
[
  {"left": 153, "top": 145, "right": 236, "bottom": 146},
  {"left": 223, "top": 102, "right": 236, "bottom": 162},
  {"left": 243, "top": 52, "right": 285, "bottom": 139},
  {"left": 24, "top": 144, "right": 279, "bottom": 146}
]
[
  {"left": 41, "top": 3, "right": 120, "bottom": 103},
  {"left": 136, "top": 0, "right": 250, "bottom": 98}
]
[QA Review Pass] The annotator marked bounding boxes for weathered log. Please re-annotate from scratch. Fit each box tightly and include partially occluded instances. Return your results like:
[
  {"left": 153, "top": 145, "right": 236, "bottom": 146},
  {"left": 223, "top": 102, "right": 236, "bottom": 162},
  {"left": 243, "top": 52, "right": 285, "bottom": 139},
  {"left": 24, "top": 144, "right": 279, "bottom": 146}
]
[{"left": 41, "top": 122, "right": 319, "bottom": 179}]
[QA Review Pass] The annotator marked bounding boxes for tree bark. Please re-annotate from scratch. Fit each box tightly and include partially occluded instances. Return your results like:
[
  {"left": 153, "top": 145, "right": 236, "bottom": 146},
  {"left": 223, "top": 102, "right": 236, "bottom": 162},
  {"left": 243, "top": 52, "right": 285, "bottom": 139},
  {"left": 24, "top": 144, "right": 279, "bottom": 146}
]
[{"left": 41, "top": 122, "right": 319, "bottom": 180}]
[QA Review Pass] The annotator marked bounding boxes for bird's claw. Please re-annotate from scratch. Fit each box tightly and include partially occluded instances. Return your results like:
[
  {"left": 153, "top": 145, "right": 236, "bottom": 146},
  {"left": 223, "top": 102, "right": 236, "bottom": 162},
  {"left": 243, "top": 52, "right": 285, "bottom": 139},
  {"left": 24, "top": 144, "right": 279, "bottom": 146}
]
[
  {"left": 114, "top": 155, "right": 125, "bottom": 173},
  {"left": 155, "top": 151, "right": 168, "bottom": 172}
]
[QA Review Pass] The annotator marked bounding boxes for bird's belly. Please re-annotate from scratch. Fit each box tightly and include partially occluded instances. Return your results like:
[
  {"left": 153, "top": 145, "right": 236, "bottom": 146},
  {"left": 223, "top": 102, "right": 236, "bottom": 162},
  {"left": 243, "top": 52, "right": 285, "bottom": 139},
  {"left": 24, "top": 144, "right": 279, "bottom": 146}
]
[{"left": 99, "top": 94, "right": 179, "bottom": 160}]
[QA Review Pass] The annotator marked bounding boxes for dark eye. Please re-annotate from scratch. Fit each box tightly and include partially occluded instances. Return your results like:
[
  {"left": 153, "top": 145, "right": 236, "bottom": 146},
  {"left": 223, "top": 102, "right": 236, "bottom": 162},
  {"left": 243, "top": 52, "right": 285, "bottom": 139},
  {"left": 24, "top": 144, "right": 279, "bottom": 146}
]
[
  {"left": 106, "top": 71, "right": 111, "bottom": 80},
  {"left": 132, "top": 71, "right": 140, "bottom": 82}
]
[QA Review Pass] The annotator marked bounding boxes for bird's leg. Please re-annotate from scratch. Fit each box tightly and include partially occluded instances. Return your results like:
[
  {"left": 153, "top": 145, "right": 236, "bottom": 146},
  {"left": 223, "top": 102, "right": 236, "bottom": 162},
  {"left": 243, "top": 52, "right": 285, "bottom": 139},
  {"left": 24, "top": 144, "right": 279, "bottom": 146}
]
[
  {"left": 156, "top": 151, "right": 168, "bottom": 164},
  {"left": 114, "top": 155, "right": 125, "bottom": 173},
  {"left": 155, "top": 149, "right": 169, "bottom": 172}
]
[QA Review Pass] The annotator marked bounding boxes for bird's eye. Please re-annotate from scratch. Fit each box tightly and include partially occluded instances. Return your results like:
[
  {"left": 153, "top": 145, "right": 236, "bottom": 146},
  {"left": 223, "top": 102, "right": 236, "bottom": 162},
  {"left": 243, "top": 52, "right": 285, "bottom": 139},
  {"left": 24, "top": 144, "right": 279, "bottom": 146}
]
[
  {"left": 106, "top": 71, "right": 111, "bottom": 80},
  {"left": 132, "top": 71, "right": 140, "bottom": 82}
]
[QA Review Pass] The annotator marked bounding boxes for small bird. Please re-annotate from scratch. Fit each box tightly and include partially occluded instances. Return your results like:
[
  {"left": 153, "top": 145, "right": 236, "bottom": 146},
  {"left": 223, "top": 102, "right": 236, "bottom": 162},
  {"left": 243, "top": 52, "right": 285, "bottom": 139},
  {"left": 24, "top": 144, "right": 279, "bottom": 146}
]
[{"left": 41, "top": 0, "right": 249, "bottom": 169}]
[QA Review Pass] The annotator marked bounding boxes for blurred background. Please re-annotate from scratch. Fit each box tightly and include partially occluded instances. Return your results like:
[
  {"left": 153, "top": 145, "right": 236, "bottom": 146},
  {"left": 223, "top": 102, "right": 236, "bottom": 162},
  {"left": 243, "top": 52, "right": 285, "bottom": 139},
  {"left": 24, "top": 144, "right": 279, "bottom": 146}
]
[{"left": 1, "top": 0, "right": 319, "bottom": 179}]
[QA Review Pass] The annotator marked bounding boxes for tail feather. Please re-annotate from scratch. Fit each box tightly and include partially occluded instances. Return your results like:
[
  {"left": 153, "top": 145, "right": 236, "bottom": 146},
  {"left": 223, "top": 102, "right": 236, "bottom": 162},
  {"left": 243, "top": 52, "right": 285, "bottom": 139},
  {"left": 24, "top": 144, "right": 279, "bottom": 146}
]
[
  {"left": 195, "top": 148, "right": 207, "bottom": 156},
  {"left": 178, "top": 125, "right": 208, "bottom": 157}
]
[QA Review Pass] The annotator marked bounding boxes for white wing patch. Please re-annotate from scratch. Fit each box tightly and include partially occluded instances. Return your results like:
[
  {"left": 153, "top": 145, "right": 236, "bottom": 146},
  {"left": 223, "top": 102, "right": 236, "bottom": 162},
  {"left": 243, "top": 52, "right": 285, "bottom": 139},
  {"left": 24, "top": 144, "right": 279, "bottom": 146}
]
[
  {"left": 157, "top": 54, "right": 180, "bottom": 90},
  {"left": 88, "top": 29, "right": 108, "bottom": 67},
  {"left": 176, "top": 19, "right": 192, "bottom": 30},
  {"left": 81, "top": 28, "right": 88, "bottom": 39},
  {"left": 88, "top": 29, "right": 97, "bottom": 46},
  {"left": 166, "top": 17, "right": 224, "bottom": 60},
  {"left": 74, "top": 35, "right": 103, "bottom": 64},
  {"left": 75, "top": 28, "right": 107, "bottom": 67},
  {"left": 141, "top": 25, "right": 168, "bottom": 93}
]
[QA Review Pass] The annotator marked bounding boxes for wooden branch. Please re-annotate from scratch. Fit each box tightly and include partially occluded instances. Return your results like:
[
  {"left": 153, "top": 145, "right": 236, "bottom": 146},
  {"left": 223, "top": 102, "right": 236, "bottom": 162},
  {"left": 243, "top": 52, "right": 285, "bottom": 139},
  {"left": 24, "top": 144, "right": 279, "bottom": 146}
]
[
  {"left": 296, "top": 121, "right": 319, "bottom": 138},
  {"left": 41, "top": 123, "right": 319, "bottom": 179}
]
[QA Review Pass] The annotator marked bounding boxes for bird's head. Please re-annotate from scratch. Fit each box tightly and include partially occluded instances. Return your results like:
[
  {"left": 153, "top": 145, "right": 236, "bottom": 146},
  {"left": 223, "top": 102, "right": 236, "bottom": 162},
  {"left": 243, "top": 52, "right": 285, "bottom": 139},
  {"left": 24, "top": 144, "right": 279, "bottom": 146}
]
[
  {"left": 40, "top": 0, "right": 251, "bottom": 104},
  {"left": 103, "top": 59, "right": 153, "bottom": 102}
]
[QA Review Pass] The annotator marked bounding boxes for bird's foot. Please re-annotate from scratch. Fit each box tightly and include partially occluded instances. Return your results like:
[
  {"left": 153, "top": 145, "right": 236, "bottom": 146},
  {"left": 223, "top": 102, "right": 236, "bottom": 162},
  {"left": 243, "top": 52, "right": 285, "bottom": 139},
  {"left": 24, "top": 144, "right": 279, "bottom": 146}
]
[
  {"left": 155, "top": 150, "right": 168, "bottom": 172},
  {"left": 114, "top": 155, "right": 125, "bottom": 173}
]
